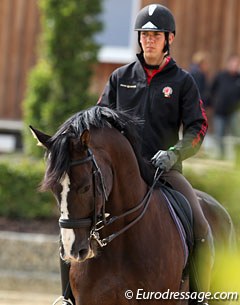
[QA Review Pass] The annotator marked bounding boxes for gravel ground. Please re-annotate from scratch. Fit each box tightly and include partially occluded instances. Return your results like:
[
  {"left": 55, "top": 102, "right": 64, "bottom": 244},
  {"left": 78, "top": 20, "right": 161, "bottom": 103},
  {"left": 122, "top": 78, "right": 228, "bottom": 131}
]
[{"left": 0, "top": 290, "right": 59, "bottom": 305}]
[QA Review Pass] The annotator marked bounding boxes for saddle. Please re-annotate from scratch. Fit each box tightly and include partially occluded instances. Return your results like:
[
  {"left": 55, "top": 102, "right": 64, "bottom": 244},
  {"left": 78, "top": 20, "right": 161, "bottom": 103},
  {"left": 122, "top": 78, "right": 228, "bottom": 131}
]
[{"left": 160, "top": 184, "right": 194, "bottom": 264}]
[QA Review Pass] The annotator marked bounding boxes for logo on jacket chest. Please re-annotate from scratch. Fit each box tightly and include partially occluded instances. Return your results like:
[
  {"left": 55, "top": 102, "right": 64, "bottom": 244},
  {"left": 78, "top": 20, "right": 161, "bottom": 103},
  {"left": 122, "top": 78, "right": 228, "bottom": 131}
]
[
  {"left": 162, "top": 86, "right": 173, "bottom": 98},
  {"left": 120, "top": 83, "right": 137, "bottom": 89}
]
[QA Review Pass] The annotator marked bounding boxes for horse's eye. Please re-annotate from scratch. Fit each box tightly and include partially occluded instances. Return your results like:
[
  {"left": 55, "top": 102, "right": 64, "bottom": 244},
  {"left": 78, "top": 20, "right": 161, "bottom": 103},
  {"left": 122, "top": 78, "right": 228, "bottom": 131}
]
[{"left": 78, "top": 185, "right": 91, "bottom": 194}]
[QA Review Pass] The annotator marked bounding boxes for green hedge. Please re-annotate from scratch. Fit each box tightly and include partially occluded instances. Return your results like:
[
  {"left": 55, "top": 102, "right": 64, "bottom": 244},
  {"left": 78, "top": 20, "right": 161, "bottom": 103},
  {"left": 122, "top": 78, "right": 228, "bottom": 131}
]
[
  {"left": 0, "top": 157, "right": 57, "bottom": 219},
  {"left": 184, "top": 164, "right": 240, "bottom": 240}
]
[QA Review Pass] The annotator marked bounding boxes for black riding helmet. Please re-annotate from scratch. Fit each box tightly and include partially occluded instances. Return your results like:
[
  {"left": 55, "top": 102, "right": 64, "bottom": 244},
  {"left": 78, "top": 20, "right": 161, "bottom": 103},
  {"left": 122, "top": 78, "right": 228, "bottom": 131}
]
[{"left": 134, "top": 4, "right": 175, "bottom": 55}]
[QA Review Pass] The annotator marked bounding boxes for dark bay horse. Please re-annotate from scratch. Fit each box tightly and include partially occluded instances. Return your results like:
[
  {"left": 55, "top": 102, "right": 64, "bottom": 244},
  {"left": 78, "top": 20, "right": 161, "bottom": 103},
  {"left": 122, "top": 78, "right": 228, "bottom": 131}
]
[{"left": 31, "top": 106, "right": 235, "bottom": 305}]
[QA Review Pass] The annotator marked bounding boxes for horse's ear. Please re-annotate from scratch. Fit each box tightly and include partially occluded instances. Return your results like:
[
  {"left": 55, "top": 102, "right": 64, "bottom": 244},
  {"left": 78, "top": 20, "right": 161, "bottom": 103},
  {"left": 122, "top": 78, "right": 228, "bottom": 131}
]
[
  {"left": 80, "top": 129, "right": 90, "bottom": 148},
  {"left": 29, "top": 126, "right": 51, "bottom": 149}
]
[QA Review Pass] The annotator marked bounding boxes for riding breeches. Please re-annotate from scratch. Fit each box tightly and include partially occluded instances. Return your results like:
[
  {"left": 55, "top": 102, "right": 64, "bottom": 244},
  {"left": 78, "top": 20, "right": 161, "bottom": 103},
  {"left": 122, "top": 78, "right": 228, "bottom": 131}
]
[{"left": 162, "top": 170, "right": 209, "bottom": 239}]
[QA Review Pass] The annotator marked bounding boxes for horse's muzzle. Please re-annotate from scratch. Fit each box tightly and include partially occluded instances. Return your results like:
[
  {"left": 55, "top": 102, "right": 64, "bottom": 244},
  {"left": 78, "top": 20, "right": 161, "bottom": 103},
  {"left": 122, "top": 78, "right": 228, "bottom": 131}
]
[{"left": 60, "top": 240, "right": 95, "bottom": 263}]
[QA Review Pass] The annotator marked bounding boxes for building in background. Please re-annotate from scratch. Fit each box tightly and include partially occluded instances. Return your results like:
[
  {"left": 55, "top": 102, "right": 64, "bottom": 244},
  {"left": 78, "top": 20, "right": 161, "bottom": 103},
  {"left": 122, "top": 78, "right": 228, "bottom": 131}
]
[{"left": 1, "top": 0, "right": 240, "bottom": 152}]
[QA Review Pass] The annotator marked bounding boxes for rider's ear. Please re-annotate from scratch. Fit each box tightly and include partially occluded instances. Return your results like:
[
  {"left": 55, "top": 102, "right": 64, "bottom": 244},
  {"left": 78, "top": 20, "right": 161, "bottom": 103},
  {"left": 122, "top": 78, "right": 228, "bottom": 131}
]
[
  {"left": 80, "top": 129, "right": 90, "bottom": 149},
  {"left": 168, "top": 32, "right": 174, "bottom": 45},
  {"left": 29, "top": 126, "right": 51, "bottom": 149}
]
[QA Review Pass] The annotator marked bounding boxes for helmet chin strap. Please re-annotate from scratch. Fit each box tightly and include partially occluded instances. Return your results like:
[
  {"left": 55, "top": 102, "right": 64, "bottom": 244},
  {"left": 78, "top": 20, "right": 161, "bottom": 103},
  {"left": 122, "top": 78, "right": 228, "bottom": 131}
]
[{"left": 163, "top": 32, "right": 170, "bottom": 55}]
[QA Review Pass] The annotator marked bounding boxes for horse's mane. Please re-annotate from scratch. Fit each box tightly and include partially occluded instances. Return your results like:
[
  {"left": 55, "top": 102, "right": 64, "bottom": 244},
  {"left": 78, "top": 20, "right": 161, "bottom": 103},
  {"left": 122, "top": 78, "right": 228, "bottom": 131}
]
[{"left": 42, "top": 106, "right": 155, "bottom": 190}]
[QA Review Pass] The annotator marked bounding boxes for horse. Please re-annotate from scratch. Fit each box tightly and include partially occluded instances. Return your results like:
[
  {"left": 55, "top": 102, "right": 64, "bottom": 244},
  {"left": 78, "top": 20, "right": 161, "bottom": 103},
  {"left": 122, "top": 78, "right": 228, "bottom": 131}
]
[{"left": 30, "top": 106, "right": 235, "bottom": 305}]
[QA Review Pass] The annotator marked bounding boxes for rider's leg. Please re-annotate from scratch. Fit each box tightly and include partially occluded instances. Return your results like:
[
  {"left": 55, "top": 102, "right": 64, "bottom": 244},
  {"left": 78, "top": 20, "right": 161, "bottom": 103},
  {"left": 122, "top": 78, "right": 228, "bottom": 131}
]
[
  {"left": 163, "top": 170, "right": 215, "bottom": 297},
  {"left": 60, "top": 258, "right": 75, "bottom": 305},
  {"left": 52, "top": 258, "right": 75, "bottom": 305}
]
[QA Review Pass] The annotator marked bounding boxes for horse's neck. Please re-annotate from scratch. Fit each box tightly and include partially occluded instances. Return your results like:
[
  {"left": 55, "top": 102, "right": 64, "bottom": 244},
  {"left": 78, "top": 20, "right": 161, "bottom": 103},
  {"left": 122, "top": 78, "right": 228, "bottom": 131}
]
[
  {"left": 108, "top": 154, "right": 148, "bottom": 214},
  {"left": 94, "top": 127, "right": 148, "bottom": 214}
]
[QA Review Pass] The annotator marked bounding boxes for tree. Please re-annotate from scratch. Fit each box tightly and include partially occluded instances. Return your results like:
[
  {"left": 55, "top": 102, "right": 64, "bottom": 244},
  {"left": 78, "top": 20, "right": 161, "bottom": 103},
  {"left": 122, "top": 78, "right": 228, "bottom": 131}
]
[{"left": 23, "top": 0, "right": 102, "bottom": 156}]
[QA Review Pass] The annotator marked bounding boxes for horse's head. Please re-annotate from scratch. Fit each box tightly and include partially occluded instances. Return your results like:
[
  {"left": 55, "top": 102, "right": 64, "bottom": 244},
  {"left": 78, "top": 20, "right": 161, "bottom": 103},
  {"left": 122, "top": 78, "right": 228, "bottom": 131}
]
[
  {"left": 30, "top": 123, "right": 114, "bottom": 262},
  {"left": 30, "top": 106, "right": 153, "bottom": 263}
]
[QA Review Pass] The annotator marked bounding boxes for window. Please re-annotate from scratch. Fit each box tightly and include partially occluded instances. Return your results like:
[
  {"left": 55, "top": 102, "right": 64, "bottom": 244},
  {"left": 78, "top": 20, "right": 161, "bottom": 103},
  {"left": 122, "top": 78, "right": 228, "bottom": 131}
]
[{"left": 96, "top": 0, "right": 140, "bottom": 63}]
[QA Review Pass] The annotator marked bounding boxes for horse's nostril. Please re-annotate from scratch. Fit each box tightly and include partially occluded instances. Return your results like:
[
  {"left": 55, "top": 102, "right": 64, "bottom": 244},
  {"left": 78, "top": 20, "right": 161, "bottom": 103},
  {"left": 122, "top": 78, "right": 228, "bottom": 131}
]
[{"left": 79, "top": 248, "right": 89, "bottom": 259}]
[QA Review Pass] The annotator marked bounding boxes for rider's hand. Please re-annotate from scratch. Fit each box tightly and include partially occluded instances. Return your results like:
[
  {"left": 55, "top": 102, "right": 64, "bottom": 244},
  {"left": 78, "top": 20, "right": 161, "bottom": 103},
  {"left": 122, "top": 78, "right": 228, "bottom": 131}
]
[{"left": 151, "top": 150, "right": 178, "bottom": 172}]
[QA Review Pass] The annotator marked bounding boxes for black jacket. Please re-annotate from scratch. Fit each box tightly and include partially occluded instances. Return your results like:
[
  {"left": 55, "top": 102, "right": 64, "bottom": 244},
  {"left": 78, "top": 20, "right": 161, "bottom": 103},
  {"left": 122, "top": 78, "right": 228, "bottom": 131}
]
[
  {"left": 98, "top": 56, "right": 208, "bottom": 172},
  {"left": 210, "top": 71, "right": 240, "bottom": 116}
]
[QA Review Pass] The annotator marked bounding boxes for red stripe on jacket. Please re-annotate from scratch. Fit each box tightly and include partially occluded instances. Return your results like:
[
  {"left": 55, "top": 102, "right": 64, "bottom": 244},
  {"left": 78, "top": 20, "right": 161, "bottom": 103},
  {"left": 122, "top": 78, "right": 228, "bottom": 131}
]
[{"left": 192, "top": 100, "right": 208, "bottom": 148}]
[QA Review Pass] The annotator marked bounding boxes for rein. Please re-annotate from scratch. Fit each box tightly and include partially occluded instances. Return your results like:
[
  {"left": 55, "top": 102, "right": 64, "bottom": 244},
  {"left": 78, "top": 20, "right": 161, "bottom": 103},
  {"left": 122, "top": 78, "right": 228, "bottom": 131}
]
[{"left": 59, "top": 148, "right": 163, "bottom": 248}]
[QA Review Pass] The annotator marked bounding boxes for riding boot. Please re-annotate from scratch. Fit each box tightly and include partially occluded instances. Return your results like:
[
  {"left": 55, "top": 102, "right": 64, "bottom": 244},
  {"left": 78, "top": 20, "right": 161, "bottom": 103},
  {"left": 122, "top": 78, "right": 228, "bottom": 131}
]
[
  {"left": 52, "top": 259, "right": 75, "bottom": 305},
  {"left": 190, "top": 228, "right": 215, "bottom": 304}
]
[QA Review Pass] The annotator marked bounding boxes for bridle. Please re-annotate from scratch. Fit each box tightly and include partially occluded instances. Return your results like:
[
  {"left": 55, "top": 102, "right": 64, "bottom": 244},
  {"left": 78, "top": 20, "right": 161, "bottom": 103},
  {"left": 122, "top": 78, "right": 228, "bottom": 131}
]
[
  {"left": 59, "top": 148, "right": 108, "bottom": 233},
  {"left": 59, "top": 148, "right": 163, "bottom": 247}
]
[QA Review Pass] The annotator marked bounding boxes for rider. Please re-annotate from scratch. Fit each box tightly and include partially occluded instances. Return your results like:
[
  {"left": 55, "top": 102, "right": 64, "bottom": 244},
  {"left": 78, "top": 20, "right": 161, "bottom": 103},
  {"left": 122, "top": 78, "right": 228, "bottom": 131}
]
[{"left": 57, "top": 4, "right": 214, "bottom": 305}]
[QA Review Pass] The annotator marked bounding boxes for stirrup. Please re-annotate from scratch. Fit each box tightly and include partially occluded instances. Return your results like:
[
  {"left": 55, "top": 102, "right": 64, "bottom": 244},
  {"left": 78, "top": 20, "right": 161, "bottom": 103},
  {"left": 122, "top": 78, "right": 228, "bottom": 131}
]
[{"left": 52, "top": 296, "right": 73, "bottom": 305}]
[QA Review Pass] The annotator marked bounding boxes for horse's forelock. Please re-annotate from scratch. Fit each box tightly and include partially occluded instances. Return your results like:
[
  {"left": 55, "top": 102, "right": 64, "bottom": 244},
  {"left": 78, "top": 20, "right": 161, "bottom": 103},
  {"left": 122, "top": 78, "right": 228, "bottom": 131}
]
[{"left": 41, "top": 134, "right": 72, "bottom": 190}]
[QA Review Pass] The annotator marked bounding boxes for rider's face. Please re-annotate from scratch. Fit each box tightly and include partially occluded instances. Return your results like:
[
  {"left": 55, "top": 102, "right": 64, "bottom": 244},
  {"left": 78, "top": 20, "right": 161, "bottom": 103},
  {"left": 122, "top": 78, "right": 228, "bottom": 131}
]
[{"left": 140, "top": 31, "right": 174, "bottom": 65}]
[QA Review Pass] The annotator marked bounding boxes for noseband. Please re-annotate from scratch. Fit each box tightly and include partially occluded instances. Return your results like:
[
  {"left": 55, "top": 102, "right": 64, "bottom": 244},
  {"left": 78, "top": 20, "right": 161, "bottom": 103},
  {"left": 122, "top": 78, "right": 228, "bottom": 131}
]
[{"left": 59, "top": 148, "right": 163, "bottom": 247}]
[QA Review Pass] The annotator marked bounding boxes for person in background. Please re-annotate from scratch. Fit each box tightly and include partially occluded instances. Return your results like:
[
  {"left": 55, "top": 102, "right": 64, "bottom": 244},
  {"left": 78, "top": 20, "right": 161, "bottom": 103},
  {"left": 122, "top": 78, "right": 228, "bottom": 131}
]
[
  {"left": 189, "top": 51, "right": 210, "bottom": 108},
  {"left": 98, "top": 4, "right": 214, "bottom": 303},
  {"left": 189, "top": 51, "right": 214, "bottom": 155},
  {"left": 210, "top": 54, "right": 240, "bottom": 159}
]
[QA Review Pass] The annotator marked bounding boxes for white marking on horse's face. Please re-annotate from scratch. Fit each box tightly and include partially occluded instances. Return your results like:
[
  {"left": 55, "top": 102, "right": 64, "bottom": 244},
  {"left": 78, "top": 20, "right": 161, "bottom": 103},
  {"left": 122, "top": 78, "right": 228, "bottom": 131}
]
[{"left": 60, "top": 174, "right": 75, "bottom": 259}]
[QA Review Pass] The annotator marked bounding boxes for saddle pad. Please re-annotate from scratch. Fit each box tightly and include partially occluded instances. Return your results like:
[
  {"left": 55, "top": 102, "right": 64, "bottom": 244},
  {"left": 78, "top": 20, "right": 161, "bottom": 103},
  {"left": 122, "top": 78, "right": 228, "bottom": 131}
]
[{"left": 161, "top": 185, "right": 194, "bottom": 266}]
